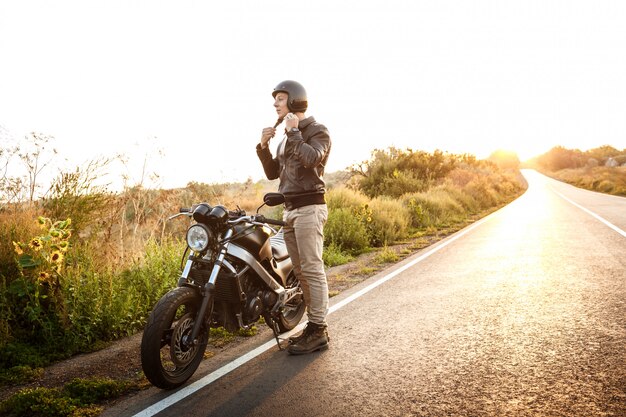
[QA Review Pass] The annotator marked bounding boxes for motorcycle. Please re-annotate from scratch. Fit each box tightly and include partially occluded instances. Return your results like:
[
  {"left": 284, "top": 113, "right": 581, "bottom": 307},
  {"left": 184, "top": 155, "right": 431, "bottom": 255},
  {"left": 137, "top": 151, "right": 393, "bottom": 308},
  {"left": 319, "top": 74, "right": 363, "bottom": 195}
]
[{"left": 140, "top": 193, "right": 304, "bottom": 389}]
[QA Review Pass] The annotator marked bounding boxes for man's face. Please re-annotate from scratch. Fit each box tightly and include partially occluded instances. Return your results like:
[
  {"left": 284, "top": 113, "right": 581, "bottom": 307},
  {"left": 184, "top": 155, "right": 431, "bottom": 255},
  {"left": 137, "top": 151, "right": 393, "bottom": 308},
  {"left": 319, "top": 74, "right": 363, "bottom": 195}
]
[{"left": 274, "top": 92, "right": 289, "bottom": 119}]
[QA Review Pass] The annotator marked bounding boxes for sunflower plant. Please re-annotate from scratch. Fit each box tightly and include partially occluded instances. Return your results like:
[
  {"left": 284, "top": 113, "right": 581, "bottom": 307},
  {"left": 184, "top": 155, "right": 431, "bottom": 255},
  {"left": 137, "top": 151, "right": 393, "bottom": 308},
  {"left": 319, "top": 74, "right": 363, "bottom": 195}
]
[
  {"left": 12, "top": 217, "right": 72, "bottom": 287},
  {"left": 351, "top": 203, "right": 374, "bottom": 241}
]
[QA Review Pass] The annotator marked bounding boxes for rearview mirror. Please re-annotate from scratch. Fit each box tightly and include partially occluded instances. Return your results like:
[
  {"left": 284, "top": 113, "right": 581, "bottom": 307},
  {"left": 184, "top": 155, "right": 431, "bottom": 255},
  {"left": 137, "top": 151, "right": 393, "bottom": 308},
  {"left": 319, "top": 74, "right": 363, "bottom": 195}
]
[{"left": 263, "top": 193, "right": 285, "bottom": 207}]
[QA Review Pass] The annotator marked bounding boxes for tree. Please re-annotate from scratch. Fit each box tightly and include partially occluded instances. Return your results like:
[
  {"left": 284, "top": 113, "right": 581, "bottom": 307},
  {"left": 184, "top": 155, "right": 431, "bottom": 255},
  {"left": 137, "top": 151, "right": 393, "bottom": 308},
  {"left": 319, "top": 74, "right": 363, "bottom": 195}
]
[
  {"left": 18, "top": 132, "right": 58, "bottom": 204},
  {"left": 536, "top": 146, "right": 585, "bottom": 171},
  {"left": 585, "top": 145, "right": 620, "bottom": 164},
  {"left": 487, "top": 149, "right": 520, "bottom": 169},
  {"left": 351, "top": 147, "right": 460, "bottom": 198}
]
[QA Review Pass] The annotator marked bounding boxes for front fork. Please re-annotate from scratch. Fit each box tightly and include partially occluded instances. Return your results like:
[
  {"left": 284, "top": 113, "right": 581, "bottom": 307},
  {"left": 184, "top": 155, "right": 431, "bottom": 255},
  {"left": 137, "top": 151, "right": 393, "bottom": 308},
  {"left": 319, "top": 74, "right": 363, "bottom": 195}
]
[{"left": 183, "top": 229, "right": 234, "bottom": 347}]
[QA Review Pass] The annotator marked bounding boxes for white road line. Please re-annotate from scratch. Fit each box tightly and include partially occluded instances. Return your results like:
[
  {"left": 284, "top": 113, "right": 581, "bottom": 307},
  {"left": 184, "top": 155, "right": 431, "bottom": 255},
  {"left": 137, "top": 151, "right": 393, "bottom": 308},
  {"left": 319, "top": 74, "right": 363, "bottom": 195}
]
[
  {"left": 554, "top": 191, "right": 626, "bottom": 238},
  {"left": 132, "top": 215, "right": 492, "bottom": 417}
]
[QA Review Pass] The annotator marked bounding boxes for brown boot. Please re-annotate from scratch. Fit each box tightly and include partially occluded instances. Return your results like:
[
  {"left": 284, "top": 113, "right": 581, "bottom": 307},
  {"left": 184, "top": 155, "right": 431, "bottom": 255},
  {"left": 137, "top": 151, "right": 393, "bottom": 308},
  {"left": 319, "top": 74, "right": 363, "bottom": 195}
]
[
  {"left": 288, "top": 322, "right": 331, "bottom": 345},
  {"left": 288, "top": 323, "right": 313, "bottom": 345},
  {"left": 287, "top": 323, "right": 329, "bottom": 355}
]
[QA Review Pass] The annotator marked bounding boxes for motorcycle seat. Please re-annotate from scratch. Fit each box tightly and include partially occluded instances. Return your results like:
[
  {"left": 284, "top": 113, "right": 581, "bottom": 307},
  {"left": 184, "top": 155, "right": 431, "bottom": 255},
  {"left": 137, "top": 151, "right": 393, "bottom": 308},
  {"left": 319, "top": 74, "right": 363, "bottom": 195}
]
[{"left": 269, "top": 230, "right": 290, "bottom": 262}]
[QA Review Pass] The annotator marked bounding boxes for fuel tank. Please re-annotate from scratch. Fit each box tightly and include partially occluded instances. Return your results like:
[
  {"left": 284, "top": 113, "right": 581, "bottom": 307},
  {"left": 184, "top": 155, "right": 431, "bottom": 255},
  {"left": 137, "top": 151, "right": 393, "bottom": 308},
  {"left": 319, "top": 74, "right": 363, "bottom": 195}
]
[{"left": 231, "top": 224, "right": 272, "bottom": 261}]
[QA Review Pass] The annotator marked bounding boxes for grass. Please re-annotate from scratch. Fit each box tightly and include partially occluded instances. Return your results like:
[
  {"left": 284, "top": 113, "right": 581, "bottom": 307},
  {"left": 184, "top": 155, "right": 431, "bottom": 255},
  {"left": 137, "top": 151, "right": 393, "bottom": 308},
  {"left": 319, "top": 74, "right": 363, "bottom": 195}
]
[
  {"left": 373, "top": 246, "right": 400, "bottom": 264},
  {"left": 0, "top": 377, "right": 137, "bottom": 417},
  {"left": 548, "top": 166, "right": 626, "bottom": 196},
  {"left": 322, "top": 242, "right": 354, "bottom": 267},
  {"left": 356, "top": 266, "right": 377, "bottom": 276},
  {"left": 0, "top": 366, "right": 43, "bottom": 387},
  {"left": 209, "top": 326, "right": 258, "bottom": 348}
]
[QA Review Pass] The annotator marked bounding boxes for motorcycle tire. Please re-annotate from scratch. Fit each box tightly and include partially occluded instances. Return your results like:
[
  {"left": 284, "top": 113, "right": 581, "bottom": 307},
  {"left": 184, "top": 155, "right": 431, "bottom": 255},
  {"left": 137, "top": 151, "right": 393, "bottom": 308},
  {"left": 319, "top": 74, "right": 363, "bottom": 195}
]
[{"left": 141, "top": 286, "right": 210, "bottom": 389}]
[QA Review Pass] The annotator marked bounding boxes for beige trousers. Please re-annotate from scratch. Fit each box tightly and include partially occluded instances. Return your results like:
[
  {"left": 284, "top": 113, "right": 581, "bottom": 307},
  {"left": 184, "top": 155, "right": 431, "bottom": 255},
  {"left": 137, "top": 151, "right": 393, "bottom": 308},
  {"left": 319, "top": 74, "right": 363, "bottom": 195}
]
[{"left": 283, "top": 204, "right": 329, "bottom": 326}]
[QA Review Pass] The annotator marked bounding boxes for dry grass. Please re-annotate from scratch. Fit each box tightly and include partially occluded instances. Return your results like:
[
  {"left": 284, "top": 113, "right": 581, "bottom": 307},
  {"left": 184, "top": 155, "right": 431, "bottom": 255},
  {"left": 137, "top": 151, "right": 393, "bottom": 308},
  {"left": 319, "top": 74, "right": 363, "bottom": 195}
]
[{"left": 550, "top": 166, "right": 626, "bottom": 196}]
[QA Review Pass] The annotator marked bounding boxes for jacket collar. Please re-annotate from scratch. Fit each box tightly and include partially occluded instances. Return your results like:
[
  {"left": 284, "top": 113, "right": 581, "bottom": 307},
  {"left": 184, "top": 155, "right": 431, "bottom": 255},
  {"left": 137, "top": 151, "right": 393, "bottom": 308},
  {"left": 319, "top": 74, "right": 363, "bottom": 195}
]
[{"left": 299, "top": 116, "right": 315, "bottom": 129}]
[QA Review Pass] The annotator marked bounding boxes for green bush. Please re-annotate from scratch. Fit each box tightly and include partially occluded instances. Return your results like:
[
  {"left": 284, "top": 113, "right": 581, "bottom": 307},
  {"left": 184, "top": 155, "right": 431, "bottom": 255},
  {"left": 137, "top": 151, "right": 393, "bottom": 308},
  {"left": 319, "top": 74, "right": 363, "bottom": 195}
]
[
  {"left": 0, "top": 364, "right": 43, "bottom": 386},
  {"left": 0, "top": 207, "right": 44, "bottom": 349},
  {"left": 358, "top": 170, "right": 427, "bottom": 199},
  {"left": 63, "top": 378, "right": 129, "bottom": 405},
  {"left": 325, "top": 186, "right": 369, "bottom": 211},
  {"left": 324, "top": 208, "right": 370, "bottom": 254},
  {"left": 61, "top": 238, "right": 180, "bottom": 347},
  {"left": 531, "top": 145, "right": 624, "bottom": 172},
  {"left": 367, "top": 197, "right": 411, "bottom": 246},
  {"left": 373, "top": 246, "right": 399, "bottom": 264},
  {"left": 0, "top": 232, "right": 182, "bottom": 372},
  {"left": 0, "top": 377, "right": 131, "bottom": 417},
  {"left": 322, "top": 242, "right": 354, "bottom": 267},
  {"left": 464, "top": 177, "right": 500, "bottom": 209},
  {"left": 548, "top": 166, "right": 626, "bottom": 196},
  {"left": 403, "top": 188, "right": 465, "bottom": 228},
  {"left": 434, "top": 182, "right": 480, "bottom": 213},
  {"left": 0, "top": 342, "right": 48, "bottom": 372},
  {"left": 353, "top": 148, "right": 459, "bottom": 198},
  {"left": 0, "top": 387, "right": 78, "bottom": 417}
]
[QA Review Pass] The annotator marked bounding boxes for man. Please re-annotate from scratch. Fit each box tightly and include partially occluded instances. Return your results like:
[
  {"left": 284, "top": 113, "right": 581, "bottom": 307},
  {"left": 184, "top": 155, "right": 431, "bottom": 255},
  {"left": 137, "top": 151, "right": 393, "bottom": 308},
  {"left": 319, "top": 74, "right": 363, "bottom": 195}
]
[{"left": 256, "top": 80, "right": 332, "bottom": 355}]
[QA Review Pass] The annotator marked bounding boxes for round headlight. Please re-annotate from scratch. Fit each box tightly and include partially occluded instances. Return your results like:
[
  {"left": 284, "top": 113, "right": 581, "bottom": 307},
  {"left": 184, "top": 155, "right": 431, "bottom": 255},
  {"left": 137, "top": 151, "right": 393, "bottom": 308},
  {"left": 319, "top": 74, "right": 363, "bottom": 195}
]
[{"left": 186, "top": 224, "right": 210, "bottom": 252}]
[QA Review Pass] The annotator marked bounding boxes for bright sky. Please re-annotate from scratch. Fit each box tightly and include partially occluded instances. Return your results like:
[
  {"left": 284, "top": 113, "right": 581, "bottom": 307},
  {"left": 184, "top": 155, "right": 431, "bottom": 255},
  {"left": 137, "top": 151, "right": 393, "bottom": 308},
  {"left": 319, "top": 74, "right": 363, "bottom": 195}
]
[{"left": 1, "top": 1, "right": 625, "bottom": 190}]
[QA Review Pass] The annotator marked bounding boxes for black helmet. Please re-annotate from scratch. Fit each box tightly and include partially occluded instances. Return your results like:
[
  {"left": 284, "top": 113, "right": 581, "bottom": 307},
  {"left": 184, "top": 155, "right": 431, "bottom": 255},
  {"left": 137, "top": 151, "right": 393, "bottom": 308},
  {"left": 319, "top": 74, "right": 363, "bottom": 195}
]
[{"left": 272, "top": 80, "right": 308, "bottom": 112}]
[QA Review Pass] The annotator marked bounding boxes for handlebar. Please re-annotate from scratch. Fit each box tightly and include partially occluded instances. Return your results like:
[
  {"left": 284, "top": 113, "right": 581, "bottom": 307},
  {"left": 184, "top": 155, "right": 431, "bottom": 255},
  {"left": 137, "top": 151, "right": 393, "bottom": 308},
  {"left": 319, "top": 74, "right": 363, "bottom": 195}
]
[
  {"left": 168, "top": 208, "right": 285, "bottom": 228},
  {"left": 167, "top": 208, "right": 193, "bottom": 221},
  {"left": 254, "top": 214, "right": 286, "bottom": 227},
  {"left": 224, "top": 214, "right": 285, "bottom": 227}
]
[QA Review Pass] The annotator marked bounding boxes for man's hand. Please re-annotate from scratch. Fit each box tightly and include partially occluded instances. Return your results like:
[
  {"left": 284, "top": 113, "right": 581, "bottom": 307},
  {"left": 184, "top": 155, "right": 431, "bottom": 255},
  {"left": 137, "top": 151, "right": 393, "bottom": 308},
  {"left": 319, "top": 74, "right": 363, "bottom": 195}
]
[
  {"left": 260, "top": 127, "right": 276, "bottom": 149},
  {"left": 285, "top": 113, "right": 299, "bottom": 130}
]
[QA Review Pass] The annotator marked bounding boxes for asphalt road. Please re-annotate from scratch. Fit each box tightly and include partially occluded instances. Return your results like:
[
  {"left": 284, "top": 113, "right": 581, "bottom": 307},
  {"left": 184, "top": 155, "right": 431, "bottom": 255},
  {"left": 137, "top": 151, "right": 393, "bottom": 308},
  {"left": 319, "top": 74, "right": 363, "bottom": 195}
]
[{"left": 110, "top": 170, "right": 626, "bottom": 417}]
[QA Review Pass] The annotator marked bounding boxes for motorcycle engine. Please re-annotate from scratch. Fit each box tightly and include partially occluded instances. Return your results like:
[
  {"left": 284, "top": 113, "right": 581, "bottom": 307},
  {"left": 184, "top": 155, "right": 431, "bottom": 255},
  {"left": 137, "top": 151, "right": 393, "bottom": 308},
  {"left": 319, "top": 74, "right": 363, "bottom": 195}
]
[
  {"left": 212, "top": 268, "right": 280, "bottom": 330},
  {"left": 240, "top": 274, "right": 277, "bottom": 324}
]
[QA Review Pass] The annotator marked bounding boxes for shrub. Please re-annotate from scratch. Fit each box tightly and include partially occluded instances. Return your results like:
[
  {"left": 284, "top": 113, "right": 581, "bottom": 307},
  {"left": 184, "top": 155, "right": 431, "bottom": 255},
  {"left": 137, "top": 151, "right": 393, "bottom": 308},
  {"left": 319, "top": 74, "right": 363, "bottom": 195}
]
[
  {"left": 0, "top": 364, "right": 43, "bottom": 386},
  {"left": 464, "top": 177, "right": 500, "bottom": 209},
  {"left": 42, "top": 158, "right": 116, "bottom": 233},
  {"left": 322, "top": 242, "right": 354, "bottom": 267},
  {"left": 2, "top": 216, "right": 74, "bottom": 360},
  {"left": 353, "top": 148, "right": 458, "bottom": 198},
  {"left": 61, "top": 238, "right": 180, "bottom": 347},
  {"left": 367, "top": 197, "right": 411, "bottom": 246},
  {"left": 487, "top": 150, "right": 520, "bottom": 169},
  {"left": 0, "top": 387, "right": 77, "bottom": 417},
  {"left": 324, "top": 208, "right": 370, "bottom": 254},
  {"left": 446, "top": 167, "right": 476, "bottom": 187},
  {"left": 0, "top": 377, "right": 132, "bottom": 417},
  {"left": 325, "top": 186, "right": 369, "bottom": 211},
  {"left": 373, "top": 246, "right": 399, "bottom": 264},
  {"left": 63, "top": 377, "right": 130, "bottom": 405},
  {"left": 403, "top": 189, "right": 465, "bottom": 228},
  {"left": 549, "top": 166, "right": 626, "bottom": 196},
  {"left": 0, "top": 207, "right": 43, "bottom": 347},
  {"left": 434, "top": 182, "right": 480, "bottom": 213}
]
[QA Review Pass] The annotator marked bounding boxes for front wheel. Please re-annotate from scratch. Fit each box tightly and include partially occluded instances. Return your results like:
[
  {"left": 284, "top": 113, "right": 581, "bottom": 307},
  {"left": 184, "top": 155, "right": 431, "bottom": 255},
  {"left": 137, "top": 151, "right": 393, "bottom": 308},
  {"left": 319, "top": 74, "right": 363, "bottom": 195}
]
[{"left": 141, "top": 287, "right": 210, "bottom": 389}]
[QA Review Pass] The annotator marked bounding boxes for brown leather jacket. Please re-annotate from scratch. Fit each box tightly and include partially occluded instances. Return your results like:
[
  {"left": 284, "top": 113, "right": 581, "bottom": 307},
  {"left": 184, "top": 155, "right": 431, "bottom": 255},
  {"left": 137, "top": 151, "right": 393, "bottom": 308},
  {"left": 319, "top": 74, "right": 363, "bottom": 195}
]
[{"left": 256, "top": 116, "right": 331, "bottom": 209}]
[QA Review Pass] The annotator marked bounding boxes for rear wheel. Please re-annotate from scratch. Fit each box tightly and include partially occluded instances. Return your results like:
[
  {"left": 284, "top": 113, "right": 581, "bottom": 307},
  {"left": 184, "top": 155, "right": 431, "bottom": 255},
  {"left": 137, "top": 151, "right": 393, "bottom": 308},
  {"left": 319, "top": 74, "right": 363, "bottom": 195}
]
[
  {"left": 274, "top": 272, "right": 305, "bottom": 332},
  {"left": 141, "top": 287, "right": 210, "bottom": 389}
]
